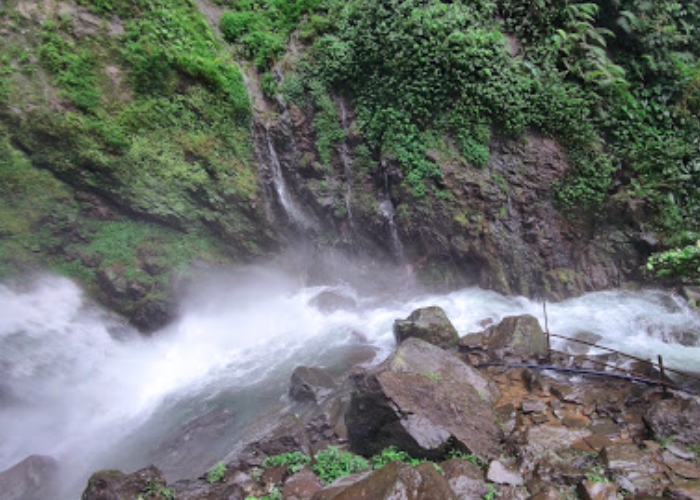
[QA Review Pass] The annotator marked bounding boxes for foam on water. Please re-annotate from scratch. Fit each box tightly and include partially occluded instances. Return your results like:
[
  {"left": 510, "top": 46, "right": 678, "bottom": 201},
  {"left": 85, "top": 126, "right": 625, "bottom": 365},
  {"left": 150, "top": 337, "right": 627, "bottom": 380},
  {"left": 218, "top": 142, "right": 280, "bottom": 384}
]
[{"left": 0, "top": 274, "right": 698, "bottom": 498}]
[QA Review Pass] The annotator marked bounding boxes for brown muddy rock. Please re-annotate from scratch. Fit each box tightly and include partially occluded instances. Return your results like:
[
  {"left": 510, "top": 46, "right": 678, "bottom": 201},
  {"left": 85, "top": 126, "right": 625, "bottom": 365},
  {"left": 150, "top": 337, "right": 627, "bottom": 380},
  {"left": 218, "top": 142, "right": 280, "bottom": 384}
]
[
  {"left": 602, "top": 443, "right": 667, "bottom": 495},
  {"left": 82, "top": 466, "right": 166, "bottom": 500},
  {"left": 577, "top": 480, "right": 621, "bottom": 500},
  {"left": 312, "top": 461, "right": 457, "bottom": 500},
  {"left": 289, "top": 366, "right": 336, "bottom": 404},
  {"left": 346, "top": 338, "right": 501, "bottom": 460},
  {"left": 0, "top": 455, "right": 59, "bottom": 500},
  {"left": 662, "top": 451, "right": 700, "bottom": 480},
  {"left": 441, "top": 459, "right": 488, "bottom": 499},
  {"left": 645, "top": 397, "right": 700, "bottom": 447},
  {"left": 283, "top": 469, "right": 323, "bottom": 500},
  {"left": 393, "top": 306, "right": 460, "bottom": 349},
  {"left": 666, "top": 481, "right": 700, "bottom": 500}
]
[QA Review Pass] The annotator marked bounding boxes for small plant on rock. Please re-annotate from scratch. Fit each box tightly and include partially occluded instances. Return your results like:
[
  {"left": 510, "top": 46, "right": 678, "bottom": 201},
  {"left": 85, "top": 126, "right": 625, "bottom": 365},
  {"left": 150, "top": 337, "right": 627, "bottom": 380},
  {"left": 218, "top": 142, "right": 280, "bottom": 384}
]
[
  {"left": 313, "top": 446, "right": 371, "bottom": 484},
  {"left": 206, "top": 461, "right": 226, "bottom": 483},
  {"left": 262, "top": 451, "right": 311, "bottom": 473}
]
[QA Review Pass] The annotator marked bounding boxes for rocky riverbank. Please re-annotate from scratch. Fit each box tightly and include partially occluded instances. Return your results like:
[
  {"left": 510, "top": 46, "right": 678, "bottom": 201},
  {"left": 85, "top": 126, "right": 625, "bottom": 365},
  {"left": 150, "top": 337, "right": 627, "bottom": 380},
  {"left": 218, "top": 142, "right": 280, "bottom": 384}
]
[{"left": 3, "top": 306, "right": 699, "bottom": 500}]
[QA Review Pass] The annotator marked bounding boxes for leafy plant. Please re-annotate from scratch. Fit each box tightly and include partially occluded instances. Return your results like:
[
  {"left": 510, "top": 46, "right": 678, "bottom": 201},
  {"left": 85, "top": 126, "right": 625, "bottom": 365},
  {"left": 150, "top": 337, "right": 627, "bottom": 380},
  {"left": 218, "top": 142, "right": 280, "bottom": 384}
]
[
  {"left": 313, "top": 446, "right": 371, "bottom": 484},
  {"left": 206, "top": 462, "right": 227, "bottom": 483},
  {"left": 262, "top": 451, "right": 311, "bottom": 473}
]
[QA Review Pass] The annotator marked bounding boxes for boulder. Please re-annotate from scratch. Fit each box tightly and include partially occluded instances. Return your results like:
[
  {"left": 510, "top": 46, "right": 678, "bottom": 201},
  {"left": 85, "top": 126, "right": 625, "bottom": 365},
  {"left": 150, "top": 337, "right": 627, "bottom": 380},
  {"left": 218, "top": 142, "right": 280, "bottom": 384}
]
[
  {"left": 283, "top": 469, "right": 323, "bottom": 500},
  {"left": 312, "top": 461, "right": 457, "bottom": 500},
  {"left": 346, "top": 338, "right": 501, "bottom": 460},
  {"left": 393, "top": 307, "right": 460, "bottom": 349},
  {"left": 485, "top": 315, "right": 548, "bottom": 359},
  {"left": 82, "top": 466, "right": 166, "bottom": 500},
  {"left": 0, "top": 455, "right": 59, "bottom": 500},
  {"left": 602, "top": 444, "right": 667, "bottom": 495},
  {"left": 645, "top": 397, "right": 700, "bottom": 447},
  {"left": 289, "top": 366, "right": 336, "bottom": 404},
  {"left": 441, "top": 459, "right": 488, "bottom": 499}
]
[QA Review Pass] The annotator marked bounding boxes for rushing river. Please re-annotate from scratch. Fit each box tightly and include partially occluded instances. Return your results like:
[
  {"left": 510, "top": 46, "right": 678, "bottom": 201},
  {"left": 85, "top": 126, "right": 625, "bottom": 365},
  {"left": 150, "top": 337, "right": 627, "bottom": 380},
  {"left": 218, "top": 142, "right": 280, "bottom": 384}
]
[{"left": 1, "top": 270, "right": 699, "bottom": 498}]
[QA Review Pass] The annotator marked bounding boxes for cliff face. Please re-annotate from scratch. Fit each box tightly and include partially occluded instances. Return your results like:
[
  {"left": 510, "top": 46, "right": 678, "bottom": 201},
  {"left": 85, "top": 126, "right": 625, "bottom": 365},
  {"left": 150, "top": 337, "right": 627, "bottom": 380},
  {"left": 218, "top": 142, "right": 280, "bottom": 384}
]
[
  {"left": 256, "top": 83, "right": 640, "bottom": 299},
  {"left": 0, "top": 0, "right": 648, "bottom": 329}
]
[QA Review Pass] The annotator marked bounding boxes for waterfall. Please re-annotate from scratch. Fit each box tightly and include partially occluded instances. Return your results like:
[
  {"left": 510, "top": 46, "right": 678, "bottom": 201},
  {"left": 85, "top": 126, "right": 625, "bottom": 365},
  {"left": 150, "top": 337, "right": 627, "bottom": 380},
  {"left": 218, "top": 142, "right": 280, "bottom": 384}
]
[
  {"left": 1, "top": 273, "right": 699, "bottom": 499},
  {"left": 378, "top": 199, "right": 406, "bottom": 263},
  {"left": 259, "top": 124, "right": 314, "bottom": 231},
  {"left": 337, "top": 99, "right": 355, "bottom": 231}
]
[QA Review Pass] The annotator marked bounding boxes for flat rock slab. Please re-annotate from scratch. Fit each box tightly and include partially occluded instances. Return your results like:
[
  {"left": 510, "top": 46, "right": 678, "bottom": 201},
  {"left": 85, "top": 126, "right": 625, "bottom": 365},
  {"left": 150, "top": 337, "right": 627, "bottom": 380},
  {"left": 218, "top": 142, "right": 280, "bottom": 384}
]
[
  {"left": 603, "top": 444, "right": 667, "bottom": 495},
  {"left": 347, "top": 338, "right": 501, "bottom": 460},
  {"left": 312, "top": 461, "right": 457, "bottom": 500}
]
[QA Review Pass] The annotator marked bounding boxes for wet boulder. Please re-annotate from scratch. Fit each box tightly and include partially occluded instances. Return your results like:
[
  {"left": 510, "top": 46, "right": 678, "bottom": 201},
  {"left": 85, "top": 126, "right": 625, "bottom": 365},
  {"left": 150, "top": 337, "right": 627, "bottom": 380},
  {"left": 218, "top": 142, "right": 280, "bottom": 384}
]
[
  {"left": 82, "top": 466, "right": 166, "bottom": 500},
  {"left": 645, "top": 397, "right": 700, "bottom": 447},
  {"left": 441, "top": 459, "right": 488, "bottom": 499},
  {"left": 461, "top": 314, "right": 548, "bottom": 361},
  {"left": 0, "top": 455, "right": 59, "bottom": 500},
  {"left": 486, "top": 315, "right": 548, "bottom": 359},
  {"left": 289, "top": 366, "right": 336, "bottom": 404},
  {"left": 312, "top": 461, "right": 457, "bottom": 500},
  {"left": 150, "top": 407, "right": 236, "bottom": 480},
  {"left": 393, "top": 306, "right": 460, "bottom": 349},
  {"left": 602, "top": 443, "right": 667, "bottom": 495},
  {"left": 346, "top": 338, "right": 501, "bottom": 460}
]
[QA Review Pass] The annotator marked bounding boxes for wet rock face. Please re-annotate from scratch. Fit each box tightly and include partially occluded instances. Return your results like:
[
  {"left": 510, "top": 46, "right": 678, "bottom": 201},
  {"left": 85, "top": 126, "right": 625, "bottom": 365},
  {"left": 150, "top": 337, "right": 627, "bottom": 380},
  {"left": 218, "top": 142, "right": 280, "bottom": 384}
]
[
  {"left": 0, "top": 455, "right": 59, "bottom": 500},
  {"left": 289, "top": 366, "right": 336, "bottom": 404},
  {"left": 460, "top": 314, "right": 548, "bottom": 361},
  {"left": 312, "top": 461, "right": 457, "bottom": 500},
  {"left": 82, "top": 466, "right": 166, "bottom": 500},
  {"left": 346, "top": 338, "right": 501, "bottom": 460},
  {"left": 149, "top": 408, "right": 236, "bottom": 481},
  {"left": 393, "top": 306, "right": 460, "bottom": 349},
  {"left": 645, "top": 397, "right": 700, "bottom": 447}
]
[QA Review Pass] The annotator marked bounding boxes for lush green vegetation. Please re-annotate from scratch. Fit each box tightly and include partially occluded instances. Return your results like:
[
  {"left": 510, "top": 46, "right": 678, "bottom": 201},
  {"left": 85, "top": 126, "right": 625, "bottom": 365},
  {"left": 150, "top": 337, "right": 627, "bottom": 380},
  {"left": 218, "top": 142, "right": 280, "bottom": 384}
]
[
  {"left": 1, "top": 0, "right": 699, "bottom": 292},
  {"left": 0, "top": 0, "right": 274, "bottom": 321},
  {"left": 218, "top": 0, "right": 700, "bottom": 281}
]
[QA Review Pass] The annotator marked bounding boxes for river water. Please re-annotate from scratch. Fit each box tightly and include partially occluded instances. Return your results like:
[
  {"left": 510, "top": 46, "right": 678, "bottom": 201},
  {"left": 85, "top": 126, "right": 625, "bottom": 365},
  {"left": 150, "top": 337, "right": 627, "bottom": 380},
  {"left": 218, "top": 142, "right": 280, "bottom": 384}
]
[{"left": 1, "top": 270, "right": 699, "bottom": 498}]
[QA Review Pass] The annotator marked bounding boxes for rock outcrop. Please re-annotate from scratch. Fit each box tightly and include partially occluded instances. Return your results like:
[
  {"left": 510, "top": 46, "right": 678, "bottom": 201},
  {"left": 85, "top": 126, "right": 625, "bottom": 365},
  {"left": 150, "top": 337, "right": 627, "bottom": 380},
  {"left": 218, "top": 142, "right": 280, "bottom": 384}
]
[
  {"left": 460, "top": 314, "right": 549, "bottom": 361},
  {"left": 312, "top": 461, "right": 457, "bottom": 500},
  {"left": 0, "top": 455, "right": 58, "bottom": 500},
  {"left": 393, "top": 306, "right": 460, "bottom": 349},
  {"left": 346, "top": 338, "right": 501, "bottom": 459}
]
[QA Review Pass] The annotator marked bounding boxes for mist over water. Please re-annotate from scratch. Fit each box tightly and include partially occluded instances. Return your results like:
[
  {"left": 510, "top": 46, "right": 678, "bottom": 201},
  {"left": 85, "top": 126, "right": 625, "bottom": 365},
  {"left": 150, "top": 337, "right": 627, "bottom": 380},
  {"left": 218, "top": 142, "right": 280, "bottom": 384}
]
[{"left": 1, "top": 266, "right": 699, "bottom": 499}]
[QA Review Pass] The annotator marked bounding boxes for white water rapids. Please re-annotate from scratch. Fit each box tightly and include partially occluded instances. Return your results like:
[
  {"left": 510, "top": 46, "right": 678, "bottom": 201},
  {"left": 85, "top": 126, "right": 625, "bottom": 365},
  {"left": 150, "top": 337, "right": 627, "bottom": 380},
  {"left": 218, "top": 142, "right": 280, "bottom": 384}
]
[{"left": 1, "top": 271, "right": 699, "bottom": 498}]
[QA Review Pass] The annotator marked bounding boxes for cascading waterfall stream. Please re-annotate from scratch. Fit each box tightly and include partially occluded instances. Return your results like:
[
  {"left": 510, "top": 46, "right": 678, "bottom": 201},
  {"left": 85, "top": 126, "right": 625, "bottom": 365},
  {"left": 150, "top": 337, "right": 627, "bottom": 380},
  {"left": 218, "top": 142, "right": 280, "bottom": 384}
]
[
  {"left": 1, "top": 272, "right": 699, "bottom": 499},
  {"left": 261, "top": 124, "right": 315, "bottom": 231},
  {"left": 337, "top": 98, "right": 356, "bottom": 234}
]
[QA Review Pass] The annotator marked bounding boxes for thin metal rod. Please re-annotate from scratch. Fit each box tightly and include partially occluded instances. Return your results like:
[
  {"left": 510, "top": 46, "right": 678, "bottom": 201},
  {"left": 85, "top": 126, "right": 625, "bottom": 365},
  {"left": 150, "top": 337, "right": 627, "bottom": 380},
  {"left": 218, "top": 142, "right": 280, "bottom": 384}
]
[
  {"left": 477, "top": 362, "right": 700, "bottom": 396},
  {"left": 548, "top": 333, "right": 700, "bottom": 383}
]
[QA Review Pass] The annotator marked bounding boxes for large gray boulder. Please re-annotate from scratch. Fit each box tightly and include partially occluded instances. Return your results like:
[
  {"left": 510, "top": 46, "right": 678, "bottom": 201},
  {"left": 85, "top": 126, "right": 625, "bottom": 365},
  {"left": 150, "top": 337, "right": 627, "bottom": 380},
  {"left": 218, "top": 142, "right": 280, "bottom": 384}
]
[
  {"left": 393, "top": 307, "right": 460, "bottom": 349},
  {"left": 461, "top": 314, "right": 548, "bottom": 360},
  {"left": 346, "top": 338, "right": 501, "bottom": 460},
  {"left": 0, "top": 455, "right": 58, "bottom": 500},
  {"left": 312, "top": 461, "right": 457, "bottom": 500},
  {"left": 289, "top": 366, "right": 336, "bottom": 404}
]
